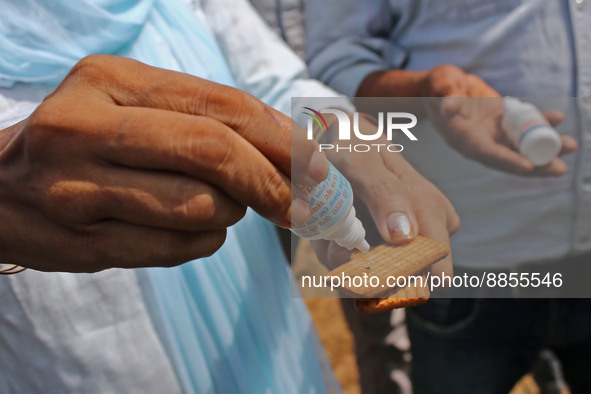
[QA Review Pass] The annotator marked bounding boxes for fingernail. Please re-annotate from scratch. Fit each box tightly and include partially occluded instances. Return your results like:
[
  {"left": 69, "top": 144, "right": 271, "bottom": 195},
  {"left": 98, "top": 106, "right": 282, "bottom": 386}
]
[
  {"left": 290, "top": 198, "right": 312, "bottom": 226},
  {"left": 387, "top": 213, "right": 416, "bottom": 243},
  {"left": 308, "top": 151, "right": 329, "bottom": 183}
]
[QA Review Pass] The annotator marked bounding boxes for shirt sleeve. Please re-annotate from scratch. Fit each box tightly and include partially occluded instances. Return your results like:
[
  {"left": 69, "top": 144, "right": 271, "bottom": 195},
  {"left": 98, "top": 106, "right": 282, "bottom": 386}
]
[
  {"left": 305, "top": 0, "right": 408, "bottom": 97},
  {"left": 198, "top": 0, "right": 354, "bottom": 125}
]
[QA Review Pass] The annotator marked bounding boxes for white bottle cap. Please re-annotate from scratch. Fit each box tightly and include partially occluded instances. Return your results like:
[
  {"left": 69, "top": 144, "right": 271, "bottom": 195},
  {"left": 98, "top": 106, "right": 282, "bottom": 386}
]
[
  {"left": 502, "top": 96, "right": 522, "bottom": 114},
  {"left": 520, "top": 126, "right": 562, "bottom": 166}
]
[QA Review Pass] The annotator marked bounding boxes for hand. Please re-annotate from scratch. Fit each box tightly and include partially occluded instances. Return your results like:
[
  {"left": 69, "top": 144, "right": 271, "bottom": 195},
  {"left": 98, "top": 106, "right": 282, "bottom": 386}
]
[
  {"left": 357, "top": 65, "right": 500, "bottom": 100},
  {"left": 421, "top": 65, "right": 579, "bottom": 176},
  {"left": 311, "top": 116, "right": 460, "bottom": 278},
  {"left": 0, "top": 55, "right": 326, "bottom": 272},
  {"left": 358, "top": 65, "right": 579, "bottom": 176},
  {"left": 418, "top": 64, "right": 500, "bottom": 98}
]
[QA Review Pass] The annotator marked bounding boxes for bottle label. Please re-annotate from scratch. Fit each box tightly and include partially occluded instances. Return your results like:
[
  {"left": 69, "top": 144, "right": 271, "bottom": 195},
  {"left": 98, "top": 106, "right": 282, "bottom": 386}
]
[
  {"left": 519, "top": 122, "right": 551, "bottom": 144},
  {"left": 506, "top": 107, "right": 550, "bottom": 143},
  {"left": 292, "top": 163, "right": 352, "bottom": 238}
]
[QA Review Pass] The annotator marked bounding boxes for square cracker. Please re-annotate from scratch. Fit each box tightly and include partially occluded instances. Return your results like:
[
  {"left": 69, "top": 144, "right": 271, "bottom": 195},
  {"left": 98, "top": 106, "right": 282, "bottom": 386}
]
[
  {"left": 354, "top": 276, "right": 430, "bottom": 314},
  {"left": 328, "top": 236, "right": 449, "bottom": 298}
]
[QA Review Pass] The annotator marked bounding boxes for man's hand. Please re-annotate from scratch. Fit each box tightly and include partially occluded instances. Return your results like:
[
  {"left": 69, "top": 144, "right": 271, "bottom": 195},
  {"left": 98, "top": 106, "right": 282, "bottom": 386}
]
[
  {"left": 311, "top": 116, "right": 459, "bottom": 277},
  {"left": 423, "top": 65, "right": 578, "bottom": 176},
  {"left": 0, "top": 55, "right": 326, "bottom": 272},
  {"left": 358, "top": 65, "right": 578, "bottom": 176},
  {"left": 418, "top": 64, "right": 500, "bottom": 98}
]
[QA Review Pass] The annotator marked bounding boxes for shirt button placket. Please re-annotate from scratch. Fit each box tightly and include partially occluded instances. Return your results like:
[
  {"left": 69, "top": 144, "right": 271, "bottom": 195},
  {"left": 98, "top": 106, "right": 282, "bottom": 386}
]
[{"left": 571, "top": 0, "right": 591, "bottom": 252}]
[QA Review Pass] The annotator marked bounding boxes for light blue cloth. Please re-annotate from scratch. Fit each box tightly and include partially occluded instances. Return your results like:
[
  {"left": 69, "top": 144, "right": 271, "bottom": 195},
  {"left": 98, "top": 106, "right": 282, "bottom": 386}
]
[
  {"left": 307, "top": 0, "right": 591, "bottom": 269},
  {"left": 139, "top": 212, "right": 334, "bottom": 393},
  {"left": 0, "top": 0, "right": 337, "bottom": 392},
  {"left": 0, "top": 0, "right": 231, "bottom": 87}
]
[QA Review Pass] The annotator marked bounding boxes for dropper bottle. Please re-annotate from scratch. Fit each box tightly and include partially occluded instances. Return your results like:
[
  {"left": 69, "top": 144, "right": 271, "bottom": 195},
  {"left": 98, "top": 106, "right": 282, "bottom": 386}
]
[
  {"left": 291, "top": 162, "right": 370, "bottom": 253},
  {"left": 502, "top": 97, "right": 562, "bottom": 166}
]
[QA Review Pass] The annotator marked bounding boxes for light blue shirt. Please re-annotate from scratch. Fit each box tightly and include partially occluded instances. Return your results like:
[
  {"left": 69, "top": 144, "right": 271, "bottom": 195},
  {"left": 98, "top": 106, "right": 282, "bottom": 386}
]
[{"left": 307, "top": 0, "right": 591, "bottom": 269}]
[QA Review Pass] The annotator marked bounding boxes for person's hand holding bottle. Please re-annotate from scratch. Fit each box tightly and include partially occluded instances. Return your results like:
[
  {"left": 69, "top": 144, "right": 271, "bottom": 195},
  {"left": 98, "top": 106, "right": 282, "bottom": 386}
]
[
  {"left": 358, "top": 65, "right": 578, "bottom": 176},
  {"left": 0, "top": 55, "right": 326, "bottom": 272},
  {"left": 311, "top": 114, "right": 460, "bottom": 278}
]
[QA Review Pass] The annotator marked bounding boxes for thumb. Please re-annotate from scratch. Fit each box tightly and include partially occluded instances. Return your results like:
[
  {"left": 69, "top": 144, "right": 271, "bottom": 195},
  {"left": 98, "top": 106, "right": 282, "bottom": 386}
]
[{"left": 355, "top": 168, "right": 419, "bottom": 245}]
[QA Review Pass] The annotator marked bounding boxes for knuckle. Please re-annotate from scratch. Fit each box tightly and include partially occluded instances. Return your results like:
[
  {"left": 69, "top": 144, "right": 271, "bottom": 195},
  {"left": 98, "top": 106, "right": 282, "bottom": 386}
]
[
  {"left": 430, "top": 189, "right": 461, "bottom": 234},
  {"left": 67, "top": 55, "right": 133, "bottom": 94},
  {"left": 170, "top": 187, "right": 216, "bottom": 227},
  {"left": 42, "top": 180, "right": 97, "bottom": 223},
  {"left": 186, "top": 81, "right": 214, "bottom": 114},
  {"left": 227, "top": 92, "right": 261, "bottom": 131},
  {"left": 432, "top": 64, "right": 463, "bottom": 79},
  {"left": 467, "top": 73, "right": 484, "bottom": 86},
  {"left": 26, "top": 98, "right": 90, "bottom": 157},
  {"left": 183, "top": 198, "right": 215, "bottom": 226},
  {"left": 226, "top": 88, "right": 259, "bottom": 113},
  {"left": 449, "top": 213, "right": 461, "bottom": 234},
  {"left": 259, "top": 170, "right": 291, "bottom": 216},
  {"left": 171, "top": 192, "right": 245, "bottom": 230},
  {"left": 44, "top": 180, "right": 74, "bottom": 208},
  {"left": 197, "top": 81, "right": 254, "bottom": 119},
  {"left": 213, "top": 130, "right": 237, "bottom": 168},
  {"left": 187, "top": 118, "right": 235, "bottom": 166},
  {"left": 69, "top": 55, "right": 113, "bottom": 81},
  {"left": 222, "top": 90, "right": 262, "bottom": 130},
  {"left": 445, "top": 200, "right": 461, "bottom": 234},
  {"left": 26, "top": 99, "right": 63, "bottom": 146}
]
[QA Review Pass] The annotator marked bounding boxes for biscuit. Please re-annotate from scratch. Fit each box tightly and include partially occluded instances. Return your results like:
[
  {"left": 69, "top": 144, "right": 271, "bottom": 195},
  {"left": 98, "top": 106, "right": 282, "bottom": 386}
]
[
  {"left": 354, "top": 275, "right": 430, "bottom": 314},
  {"left": 328, "top": 236, "right": 449, "bottom": 298}
]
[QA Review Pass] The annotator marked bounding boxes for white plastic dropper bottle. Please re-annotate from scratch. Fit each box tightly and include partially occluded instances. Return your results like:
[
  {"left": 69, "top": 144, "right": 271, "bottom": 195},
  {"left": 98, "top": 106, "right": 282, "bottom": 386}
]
[
  {"left": 291, "top": 162, "right": 370, "bottom": 253},
  {"left": 502, "top": 97, "right": 562, "bottom": 166}
]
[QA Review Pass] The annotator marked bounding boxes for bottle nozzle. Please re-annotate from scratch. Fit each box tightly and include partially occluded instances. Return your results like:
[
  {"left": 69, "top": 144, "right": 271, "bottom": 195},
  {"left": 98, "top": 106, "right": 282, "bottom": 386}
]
[{"left": 357, "top": 239, "right": 370, "bottom": 253}]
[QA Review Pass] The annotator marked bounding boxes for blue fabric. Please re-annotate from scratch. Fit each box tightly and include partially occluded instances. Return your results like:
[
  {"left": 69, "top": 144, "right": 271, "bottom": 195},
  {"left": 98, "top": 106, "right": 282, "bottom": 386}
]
[
  {"left": 0, "top": 0, "right": 233, "bottom": 87},
  {"left": 138, "top": 211, "right": 333, "bottom": 393},
  {"left": 0, "top": 0, "right": 334, "bottom": 393}
]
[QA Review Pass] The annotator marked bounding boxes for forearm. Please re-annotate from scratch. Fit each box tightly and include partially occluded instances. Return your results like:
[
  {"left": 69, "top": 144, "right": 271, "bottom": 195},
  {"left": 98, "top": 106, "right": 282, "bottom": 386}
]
[
  {"left": 357, "top": 70, "right": 429, "bottom": 97},
  {"left": 355, "top": 65, "right": 501, "bottom": 116},
  {"left": 355, "top": 70, "right": 431, "bottom": 116}
]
